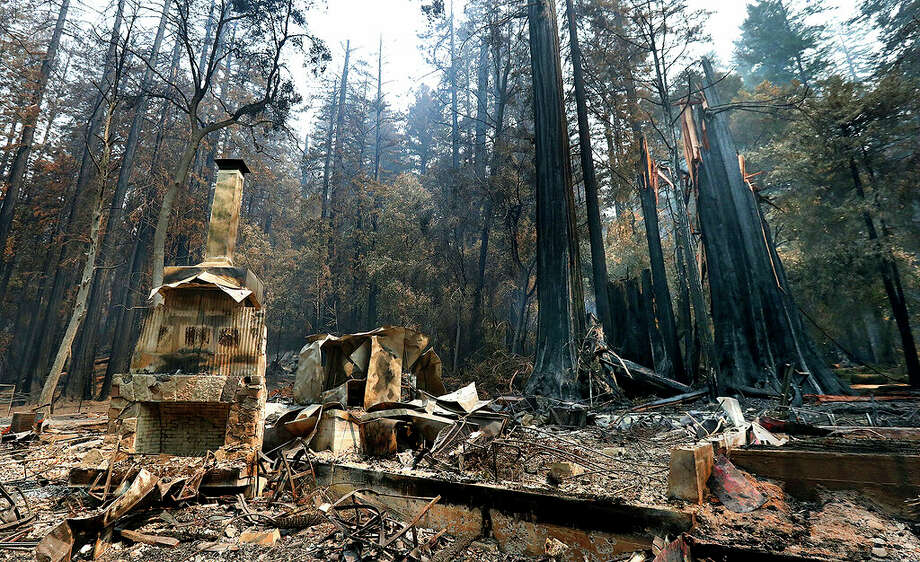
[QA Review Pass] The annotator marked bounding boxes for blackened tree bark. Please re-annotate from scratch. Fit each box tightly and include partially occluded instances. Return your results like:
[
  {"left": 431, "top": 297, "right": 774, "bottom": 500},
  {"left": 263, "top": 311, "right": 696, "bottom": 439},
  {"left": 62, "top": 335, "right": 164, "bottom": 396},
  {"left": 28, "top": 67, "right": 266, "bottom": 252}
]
[
  {"left": 692, "top": 58, "right": 845, "bottom": 394},
  {"left": 641, "top": 268, "right": 669, "bottom": 376},
  {"left": 846, "top": 158, "right": 920, "bottom": 385},
  {"left": 469, "top": 36, "right": 491, "bottom": 355},
  {"left": 564, "top": 0, "right": 613, "bottom": 344},
  {"left": 525, "top": 0, "right": 583, "bottom": 399},
  {"left": 637, "top": 136, "right": 684, "bottom": 381}
]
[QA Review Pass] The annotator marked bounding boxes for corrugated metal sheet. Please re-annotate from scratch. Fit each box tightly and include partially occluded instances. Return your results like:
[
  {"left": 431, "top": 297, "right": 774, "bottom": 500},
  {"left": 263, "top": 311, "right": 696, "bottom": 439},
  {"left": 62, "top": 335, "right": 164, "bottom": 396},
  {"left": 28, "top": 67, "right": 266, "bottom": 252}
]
[{"left": 131, "top": 289, "right": 266, "bottom": 377}]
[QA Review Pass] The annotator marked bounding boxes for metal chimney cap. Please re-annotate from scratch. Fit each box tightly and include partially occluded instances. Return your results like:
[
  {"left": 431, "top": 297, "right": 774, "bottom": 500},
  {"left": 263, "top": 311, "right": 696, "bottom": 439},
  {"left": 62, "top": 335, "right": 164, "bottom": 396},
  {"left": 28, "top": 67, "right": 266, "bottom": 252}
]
[{"left": 215, "top": 158, "right": 251, "bottom": 174}]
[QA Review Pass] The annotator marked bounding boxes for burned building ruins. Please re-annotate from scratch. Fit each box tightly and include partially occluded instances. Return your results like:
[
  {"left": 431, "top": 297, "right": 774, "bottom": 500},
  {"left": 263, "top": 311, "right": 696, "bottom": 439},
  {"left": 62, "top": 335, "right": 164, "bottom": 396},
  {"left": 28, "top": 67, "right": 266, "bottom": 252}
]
[{"left": 105, "top": 159, "right": 266, "bottom": 488}]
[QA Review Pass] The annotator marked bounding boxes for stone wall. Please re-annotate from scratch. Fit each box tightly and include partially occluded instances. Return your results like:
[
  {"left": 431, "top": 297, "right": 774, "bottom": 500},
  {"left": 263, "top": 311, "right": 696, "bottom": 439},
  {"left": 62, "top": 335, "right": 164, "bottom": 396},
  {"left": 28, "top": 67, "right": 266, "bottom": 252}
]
[{"left": 108, "top": 374, "right": 266, "bottom": 456}]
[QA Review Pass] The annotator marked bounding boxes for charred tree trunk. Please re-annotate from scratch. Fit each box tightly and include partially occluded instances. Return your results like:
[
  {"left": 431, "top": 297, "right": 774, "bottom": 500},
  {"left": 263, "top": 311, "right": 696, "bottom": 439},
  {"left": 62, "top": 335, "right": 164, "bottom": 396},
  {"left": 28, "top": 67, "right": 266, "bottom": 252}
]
[
  {"left": 636, "top": 137, "right": 684, "bottom": 381},
  {"left": 692, "top": 58, "right": 845, "bottom": 394},
  {"left": 469, "top": 36, "right": 494, "bottom": 356},
  {"left": 607, "top": 277, "right": 653, "bottom": 368},
  {"left": 564, "top": 0, "right": 613, "bottom": 344},
  {"left": 641, "top": 268, "right": 670, "bottom": 377},
  {"left": 846, "top": 158, "right": 920, "bottom": 386},
  {"left": 525, "top": 0, "right": 583, "bottom": 399}
]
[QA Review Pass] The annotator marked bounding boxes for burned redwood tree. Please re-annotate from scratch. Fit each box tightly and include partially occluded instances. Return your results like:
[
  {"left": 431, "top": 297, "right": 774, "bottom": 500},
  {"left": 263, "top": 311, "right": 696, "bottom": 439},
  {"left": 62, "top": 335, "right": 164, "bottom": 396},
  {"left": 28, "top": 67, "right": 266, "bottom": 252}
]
[
  {"left": 524, "top": 0, "right": 585, "bottom": 399},
  {"left": 636, "top": 136, "right": 684, "bottom": 382},
  {"left": 684, "top": 59, "right": 846, "bottom": 395}
]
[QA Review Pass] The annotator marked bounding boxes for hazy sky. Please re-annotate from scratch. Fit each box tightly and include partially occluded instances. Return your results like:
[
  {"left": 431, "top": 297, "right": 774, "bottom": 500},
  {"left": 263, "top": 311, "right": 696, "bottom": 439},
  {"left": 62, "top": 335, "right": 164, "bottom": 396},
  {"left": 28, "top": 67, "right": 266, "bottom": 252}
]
[
  {"left": 298, "top": 0, "right": 862, "bottom": 132},
  {"left": 73, "top": 0, "right": 865, "bottom": 136}
]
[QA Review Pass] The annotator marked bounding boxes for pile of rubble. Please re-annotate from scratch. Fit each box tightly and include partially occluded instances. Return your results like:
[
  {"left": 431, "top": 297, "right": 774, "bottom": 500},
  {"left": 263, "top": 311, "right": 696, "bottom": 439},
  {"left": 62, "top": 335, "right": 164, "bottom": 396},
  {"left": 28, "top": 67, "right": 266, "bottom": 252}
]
[{"left": 0, "top": 326, "right": 916, "bottom": 560}]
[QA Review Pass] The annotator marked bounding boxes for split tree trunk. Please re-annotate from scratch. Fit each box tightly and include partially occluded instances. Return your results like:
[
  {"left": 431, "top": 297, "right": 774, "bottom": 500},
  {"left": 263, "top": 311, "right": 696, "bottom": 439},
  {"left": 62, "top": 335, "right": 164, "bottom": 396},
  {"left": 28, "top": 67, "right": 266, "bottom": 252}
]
[
  {"left": 692, "top": 58, "right": 845, "bottom": 394},
  {"left": 636, "top": 137, "right": 684, "bottom": 381}
]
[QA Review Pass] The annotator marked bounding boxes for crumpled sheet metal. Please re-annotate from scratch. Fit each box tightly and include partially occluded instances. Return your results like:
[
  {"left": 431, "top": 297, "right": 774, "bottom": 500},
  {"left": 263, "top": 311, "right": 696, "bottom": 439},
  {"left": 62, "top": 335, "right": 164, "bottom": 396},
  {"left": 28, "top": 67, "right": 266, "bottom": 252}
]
[
  {"left": 435, "top": 383, "right": 489, "bottom": 414},
  {"left": 148, "top": 270, "right": 253, "bottom": 304},
  {"left": 37, "top": 469, "right": 160, "bottom": 562},
  {"left": 293, "top": 326, "right": 446, "bottom": 406}
]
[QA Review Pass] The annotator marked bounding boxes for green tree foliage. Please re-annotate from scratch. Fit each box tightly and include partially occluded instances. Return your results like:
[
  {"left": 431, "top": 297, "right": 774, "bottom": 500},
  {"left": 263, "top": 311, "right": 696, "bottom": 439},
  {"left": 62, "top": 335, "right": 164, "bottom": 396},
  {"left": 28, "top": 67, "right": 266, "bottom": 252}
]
[
  {"left": 858, "top": 0, "right": 920, "bottom": 77},
  {"left": 753, "top": 74, "right": 920, "bottom": 369},
  {"left": 733, "top": 0, "right": 829, "bottom": 87}
]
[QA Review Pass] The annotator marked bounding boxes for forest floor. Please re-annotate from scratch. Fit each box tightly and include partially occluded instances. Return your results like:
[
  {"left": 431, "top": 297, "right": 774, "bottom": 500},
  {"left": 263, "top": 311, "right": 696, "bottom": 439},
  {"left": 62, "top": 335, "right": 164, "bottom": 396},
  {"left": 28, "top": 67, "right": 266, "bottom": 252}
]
[{"left": 0, "top": 387, "right": 918, "bottom": 561}]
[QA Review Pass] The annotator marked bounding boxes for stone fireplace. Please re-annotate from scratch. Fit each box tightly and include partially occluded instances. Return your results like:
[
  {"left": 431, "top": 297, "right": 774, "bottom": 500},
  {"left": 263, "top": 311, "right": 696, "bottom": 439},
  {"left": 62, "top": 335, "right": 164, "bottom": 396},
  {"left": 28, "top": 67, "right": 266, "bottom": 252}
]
[{"left": 108, "top": 159, "right": 266, "bottom": 480}]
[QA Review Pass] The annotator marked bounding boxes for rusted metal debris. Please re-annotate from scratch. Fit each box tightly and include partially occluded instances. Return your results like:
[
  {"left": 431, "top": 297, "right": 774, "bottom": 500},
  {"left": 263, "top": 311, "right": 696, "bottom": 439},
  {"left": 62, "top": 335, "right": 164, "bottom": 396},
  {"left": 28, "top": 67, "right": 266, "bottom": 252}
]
[
  {"left": 9, "top": 320, "right": 920, "bottom": 562},
  {"left": 294, "top": 326, "right": 446, "bottom": 408},
  {"left": 314, "top": 490, "right": 447, "bottom": 560}
]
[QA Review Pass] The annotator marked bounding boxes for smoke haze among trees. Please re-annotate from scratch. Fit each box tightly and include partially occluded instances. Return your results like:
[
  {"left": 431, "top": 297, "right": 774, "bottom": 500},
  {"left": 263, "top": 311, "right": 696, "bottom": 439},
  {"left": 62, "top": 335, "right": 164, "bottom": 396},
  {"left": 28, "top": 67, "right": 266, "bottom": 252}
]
[{"left": 0, "top": 0, "right": 918, "bottom": 403}]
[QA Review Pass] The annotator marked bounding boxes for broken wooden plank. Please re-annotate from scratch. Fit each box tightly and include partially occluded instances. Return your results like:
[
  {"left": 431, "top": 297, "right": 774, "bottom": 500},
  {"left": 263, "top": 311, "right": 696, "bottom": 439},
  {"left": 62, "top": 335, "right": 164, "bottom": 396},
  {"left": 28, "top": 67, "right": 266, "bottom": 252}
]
[
  {"left": 729, "top": 448, "right": 920, "bottom": 520},
  {"left": 117, "top": 529, "right": 179, "bottom": 548},
  {"left": 730, "top": 448, "right": 920, "bottom": 488},
  {"left": 311, "top": 460, "right": 692, "bottom": 559}
]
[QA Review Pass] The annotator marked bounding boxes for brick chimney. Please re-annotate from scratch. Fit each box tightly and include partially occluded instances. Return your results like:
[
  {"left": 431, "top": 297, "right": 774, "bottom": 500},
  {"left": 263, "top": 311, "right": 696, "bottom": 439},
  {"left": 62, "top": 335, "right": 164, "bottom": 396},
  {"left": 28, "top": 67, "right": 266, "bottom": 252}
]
[{"left": 205, "top": 158, "right": 251, "bottom": 265}]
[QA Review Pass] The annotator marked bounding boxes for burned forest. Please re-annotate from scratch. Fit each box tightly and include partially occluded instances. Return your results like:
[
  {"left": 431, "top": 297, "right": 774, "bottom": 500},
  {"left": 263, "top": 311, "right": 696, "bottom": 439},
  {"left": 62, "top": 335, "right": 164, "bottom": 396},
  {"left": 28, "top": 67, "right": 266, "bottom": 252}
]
[{"left": 0, "top": 0, "right": 919, "bottom": 560}]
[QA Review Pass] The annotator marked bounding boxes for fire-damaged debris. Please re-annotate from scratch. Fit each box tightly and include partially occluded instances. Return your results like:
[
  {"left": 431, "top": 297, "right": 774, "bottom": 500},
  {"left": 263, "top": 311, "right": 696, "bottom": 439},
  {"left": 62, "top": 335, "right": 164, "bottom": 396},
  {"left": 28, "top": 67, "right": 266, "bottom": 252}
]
[
  {"left": 651, "top": 535, "right": 692, "bottom": 562},
  {"left": 293, "top": 326, "right": 446, "bottom": 407},
  {"left": 6, "top": 386, "right": 920, "bottom": 561},
  {"left": 0, "top": 483, "right": 33, "bottom": 531},
  {"left": 314, "top": 490, "right": 447, "bottom": 560},
  {"left": 6, "top": 156, "right": 919, "bottom": 561},
  {"left": 707, "top": 454, "right": 767, "bottom": 513},
  {"left": 7, "top": 313, "right": 920, "bottom": 561}
]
